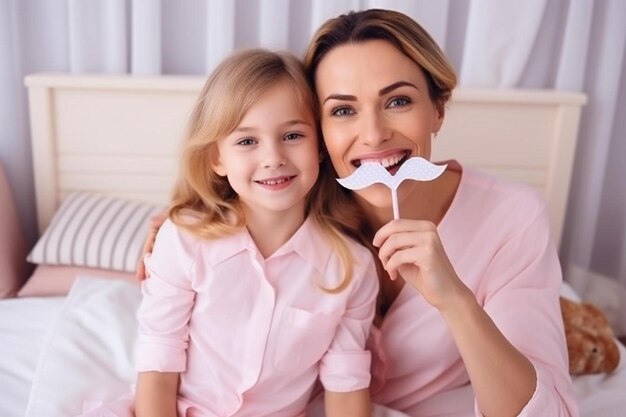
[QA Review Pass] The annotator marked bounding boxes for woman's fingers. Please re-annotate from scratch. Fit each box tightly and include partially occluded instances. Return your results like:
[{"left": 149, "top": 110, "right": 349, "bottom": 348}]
[
  {"left": 135, "top": 211, "right": 168, "bottom": 281},
  {"left": 135, "top": 228, "right": 157, "bottom": 280},
  {"left": 373, "top": 219, "right": 436, "bottom": 247}
]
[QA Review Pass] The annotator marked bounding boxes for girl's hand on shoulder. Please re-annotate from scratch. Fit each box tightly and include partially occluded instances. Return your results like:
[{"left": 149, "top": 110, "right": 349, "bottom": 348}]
[{"left": 372, "top": 219, "right": 469, "bottom": 310}]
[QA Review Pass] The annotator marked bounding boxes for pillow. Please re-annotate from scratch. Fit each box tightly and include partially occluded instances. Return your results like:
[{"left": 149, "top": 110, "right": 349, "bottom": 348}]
[
  {"left": 0, "top": 162, "right": 28, "bottom": 298},
  {"left": 24, "top": 276, "right": 141, "bottom": 417},
  {"left": 27, "top": 192, "right": 163, "bottom": 273},
  {"left": 18, "top": 265, "right": 136, "bottom": 297}
]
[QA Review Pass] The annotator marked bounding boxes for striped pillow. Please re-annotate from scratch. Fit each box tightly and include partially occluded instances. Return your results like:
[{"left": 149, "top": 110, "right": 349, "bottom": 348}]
[{"left": 27, "top": 192, "right": 164, "bottom": 273}]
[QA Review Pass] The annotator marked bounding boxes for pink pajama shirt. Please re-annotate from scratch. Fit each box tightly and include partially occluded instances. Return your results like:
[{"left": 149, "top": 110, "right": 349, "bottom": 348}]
[
  {"left": 368, "top": 162, "right": 579, "bottom": 417},
  {"left": 137, "top": 216, "right": 378, "bottom": 417}
]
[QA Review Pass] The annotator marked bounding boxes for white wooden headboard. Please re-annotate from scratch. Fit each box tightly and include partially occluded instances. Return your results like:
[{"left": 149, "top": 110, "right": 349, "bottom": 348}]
[{"left": 24, "top": 73, "right": 586, "bottom": 245}]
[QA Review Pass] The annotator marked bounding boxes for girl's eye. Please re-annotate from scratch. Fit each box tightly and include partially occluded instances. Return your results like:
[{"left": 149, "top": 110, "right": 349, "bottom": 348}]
[
  {"left": 284, "top": 132, "right": 303, "bottom": 141},
  {"left": 387, "top": 96, "right": 411, "bottom": 108},
  {"left": 236, "top": 138, "right": 256, "bottom": 146},
  {"left": 330, "top": 106, "right": 354, "bottom": 117}
]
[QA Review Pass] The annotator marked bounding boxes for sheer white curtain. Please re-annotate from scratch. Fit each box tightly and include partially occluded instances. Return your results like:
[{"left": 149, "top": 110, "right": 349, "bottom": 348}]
[{"left": 1, "top": 0, "right": 625, "bottom": 333}]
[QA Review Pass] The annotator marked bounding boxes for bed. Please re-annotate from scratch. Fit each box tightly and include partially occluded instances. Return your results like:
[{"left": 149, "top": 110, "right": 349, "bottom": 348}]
[{"left": 1, "top": 73, "right": 624, "bottom": 417}]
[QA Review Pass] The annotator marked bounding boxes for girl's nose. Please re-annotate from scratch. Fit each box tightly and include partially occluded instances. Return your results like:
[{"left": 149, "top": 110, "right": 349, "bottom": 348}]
[
  {"left": 361, "top": 110, "right": 391, "bottom": 146},
  {"left": 263, "top": 144, "right": 287, "bottom": 169}
]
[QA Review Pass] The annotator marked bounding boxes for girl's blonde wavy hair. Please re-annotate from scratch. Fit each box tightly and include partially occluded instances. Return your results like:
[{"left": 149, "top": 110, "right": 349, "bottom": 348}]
[{"left": 170, "top": 48, "right": 358, "bottom": 293}]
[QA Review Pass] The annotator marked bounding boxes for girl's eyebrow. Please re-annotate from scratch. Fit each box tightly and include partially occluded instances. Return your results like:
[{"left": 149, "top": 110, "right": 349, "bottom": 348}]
[
  {"left": 322, "top": 81, "right": 419, "bottom": 105},
  {"left": 234, "top": 119, "right": 311, "bottom": 132}
]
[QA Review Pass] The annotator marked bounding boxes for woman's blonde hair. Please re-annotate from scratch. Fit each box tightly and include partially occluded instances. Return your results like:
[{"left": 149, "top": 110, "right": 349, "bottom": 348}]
[
  {"left": 170, "top": 48, "right": 358, "bottom": 292},
  {"left": 304, "top": 8, "right": 457, "bottom": 114},
  {"left": 303, "top": 9, "right": 458, "bottom": 317}
]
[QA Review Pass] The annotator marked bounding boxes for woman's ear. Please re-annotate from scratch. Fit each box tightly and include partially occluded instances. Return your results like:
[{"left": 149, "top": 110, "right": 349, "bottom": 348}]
[{"left": 433, "top": 101, "right": 445, "bottom": 133}]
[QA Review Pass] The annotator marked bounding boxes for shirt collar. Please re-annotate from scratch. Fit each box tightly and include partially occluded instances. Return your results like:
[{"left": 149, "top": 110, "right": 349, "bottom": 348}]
[{"left": 207, "top": 216, "right": 332, "bottom": 274}]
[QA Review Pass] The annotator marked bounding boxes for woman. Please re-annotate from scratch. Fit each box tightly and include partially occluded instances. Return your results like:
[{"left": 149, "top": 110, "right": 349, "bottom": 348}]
[{"left": 139, "top": 9, "right": 578, "bottom": 417}]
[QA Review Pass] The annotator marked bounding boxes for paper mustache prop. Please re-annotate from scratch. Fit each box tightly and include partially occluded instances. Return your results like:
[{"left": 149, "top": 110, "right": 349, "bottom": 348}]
[{"left": 337, "top": 156, "right": 447, "bottom": 219}]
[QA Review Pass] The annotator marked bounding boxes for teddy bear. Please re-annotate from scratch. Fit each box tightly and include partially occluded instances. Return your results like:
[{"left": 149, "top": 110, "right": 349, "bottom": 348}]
[{"left": 560, "top": 296, "right": 621, "bottom": 374}]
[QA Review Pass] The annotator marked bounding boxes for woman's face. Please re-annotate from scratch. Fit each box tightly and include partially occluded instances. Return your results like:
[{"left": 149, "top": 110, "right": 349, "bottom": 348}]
[{"left": 315, "top": 39, "right": 444, "bottom": 209}]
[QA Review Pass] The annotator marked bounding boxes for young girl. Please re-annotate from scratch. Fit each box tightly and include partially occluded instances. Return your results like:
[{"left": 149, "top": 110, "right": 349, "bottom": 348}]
[{"left": 134, "top": 49, "right": 378, "bottom": 417}]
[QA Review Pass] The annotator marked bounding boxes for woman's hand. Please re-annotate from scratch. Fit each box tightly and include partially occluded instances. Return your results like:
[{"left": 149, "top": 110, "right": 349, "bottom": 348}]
[
  {"left": 135, "top": 210, "right": 169, "bottom": 280},
  {"left": 372, "top": 219, "right": 470, "bottom": 311}
]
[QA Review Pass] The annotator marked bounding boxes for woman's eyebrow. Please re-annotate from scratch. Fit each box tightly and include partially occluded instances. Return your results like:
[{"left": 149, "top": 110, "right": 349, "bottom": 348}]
[
  {"left": 322, "top": 81, "right": 419, "bottom": 105},
  {"left": 379, "top": 81, "right": 419, "bottom": 96},
  {"left": 322, "top": 94, "right": 356, "bottom": 105}
]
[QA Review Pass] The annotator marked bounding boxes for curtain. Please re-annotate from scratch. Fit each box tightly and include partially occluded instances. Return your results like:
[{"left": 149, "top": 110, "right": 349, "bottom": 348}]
[{"left": 1, "top": 0, "right": 625, "bottom": 334}]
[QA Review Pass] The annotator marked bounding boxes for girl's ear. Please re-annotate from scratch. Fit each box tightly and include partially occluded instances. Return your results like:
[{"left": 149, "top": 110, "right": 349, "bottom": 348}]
[{"left": 209, "top": 149, "right": 226, "bottom": 177}]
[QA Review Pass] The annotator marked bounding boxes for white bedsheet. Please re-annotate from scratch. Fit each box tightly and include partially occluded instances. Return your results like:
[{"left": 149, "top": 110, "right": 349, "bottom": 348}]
[
  {"left": 0, "top": 295, "right": 64, "bottom": 417},
  {"left": 1, "top": 277, "right": 625, "bottom": 417}
]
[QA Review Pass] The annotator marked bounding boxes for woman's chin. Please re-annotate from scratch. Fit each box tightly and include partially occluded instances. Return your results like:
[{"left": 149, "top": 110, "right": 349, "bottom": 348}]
[{"left": 353, "top": 186, "right": 394, "bottom": 211}]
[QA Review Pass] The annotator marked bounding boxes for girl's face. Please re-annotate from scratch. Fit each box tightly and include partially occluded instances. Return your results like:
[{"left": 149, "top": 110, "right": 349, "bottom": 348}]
[
  {"left": 212, "top": 81, "right": 319, "bottom": 219},
  {"left": 315, "top": 39, "right": 444, "bottom": 209}
]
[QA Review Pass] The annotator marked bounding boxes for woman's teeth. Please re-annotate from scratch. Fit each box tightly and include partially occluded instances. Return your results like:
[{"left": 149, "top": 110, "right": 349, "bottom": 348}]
[{"left": 356, "top": 152, "right": 408, "bottom": 168}]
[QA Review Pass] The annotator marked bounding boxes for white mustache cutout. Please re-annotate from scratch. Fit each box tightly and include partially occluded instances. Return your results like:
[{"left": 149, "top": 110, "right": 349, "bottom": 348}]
[{"left": 337, "top": 157, "right": 447, "bottom": 219}]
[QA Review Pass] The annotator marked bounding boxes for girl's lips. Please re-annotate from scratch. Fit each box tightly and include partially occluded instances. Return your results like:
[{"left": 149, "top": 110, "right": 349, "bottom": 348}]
[{"left": 254, "top": 175, "right": 296, "bottom": 190}]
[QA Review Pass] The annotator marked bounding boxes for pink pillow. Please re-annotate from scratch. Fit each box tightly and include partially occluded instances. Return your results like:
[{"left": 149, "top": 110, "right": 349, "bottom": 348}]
[
  {"left": 0, "top": 163, "right": 27, "bottom": 298},
  {"left": 18, "top": 265, "right": 137, "bottom": 297}
]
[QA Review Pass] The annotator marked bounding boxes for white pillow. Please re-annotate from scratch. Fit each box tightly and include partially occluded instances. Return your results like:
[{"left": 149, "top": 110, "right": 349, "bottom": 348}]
[
  {"left": 27, "top": 192, "right": 163, "bottom": 273},
  {"left": 24, "top": 276, "right": 140, "bottom": 417}
]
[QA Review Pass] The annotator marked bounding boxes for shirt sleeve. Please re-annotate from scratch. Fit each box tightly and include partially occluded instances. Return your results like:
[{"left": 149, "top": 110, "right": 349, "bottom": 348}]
[
  {"left": 320, "top": 250, "right": 379, "bottom": 392},
  {"left": 475, "top": 196, "right": 579, "bottom": 417},
  {"left": 135, "top": 219, "right": 197, "bottom": 373}
]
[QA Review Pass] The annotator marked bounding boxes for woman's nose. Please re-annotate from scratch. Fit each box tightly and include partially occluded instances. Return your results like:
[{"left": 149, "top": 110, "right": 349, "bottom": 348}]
[{"left": 361, "top": 110, "right": 390, "bottom": 146}]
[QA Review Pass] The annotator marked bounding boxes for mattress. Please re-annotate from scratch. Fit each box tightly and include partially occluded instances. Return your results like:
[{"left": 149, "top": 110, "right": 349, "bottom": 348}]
[
  {"left": 1, "top": 277, "right": 625, "bottom": 417},
  {"left": 0, "top": 296, "right": 64, "bottom": 417}
]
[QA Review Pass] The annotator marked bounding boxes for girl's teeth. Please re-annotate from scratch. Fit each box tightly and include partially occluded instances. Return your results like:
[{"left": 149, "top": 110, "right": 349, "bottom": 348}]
[{"left": 261, "top": 178, "right": 288, "bottom": 185}]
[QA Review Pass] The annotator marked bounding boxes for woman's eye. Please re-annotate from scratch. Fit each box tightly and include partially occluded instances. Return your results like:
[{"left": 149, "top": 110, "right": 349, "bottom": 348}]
[
  {"left": 330, "top": 106, "right": 354, "bottom": 117},
  {"left": 284, "top": 132, "right": 303, "bottom": 141},
  {"left": 387, "top": 97, "right": 411, "bottom": 108},
  {"left": 236, "top": 138, "right": 256, "bottom": 146}
]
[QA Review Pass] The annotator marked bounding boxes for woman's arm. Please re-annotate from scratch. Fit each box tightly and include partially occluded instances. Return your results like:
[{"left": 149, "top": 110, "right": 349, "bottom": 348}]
[
  {"left": 439, "top": 289, "right": 536, "bottom": 417},
  {"left": 373, "top": 220, "right": 538, "bottom": 417},
  {"left": 135, "top": 371, "right": 179, "bottom": 417},
  {"left": 325, "top": 389, "right": 371, "bottom": 417}
]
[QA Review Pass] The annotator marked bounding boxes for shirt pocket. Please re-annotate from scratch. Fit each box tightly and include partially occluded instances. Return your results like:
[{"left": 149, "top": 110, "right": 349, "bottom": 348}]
[{"left": 273, "top": 306, "right": 339, "bottom": 373}]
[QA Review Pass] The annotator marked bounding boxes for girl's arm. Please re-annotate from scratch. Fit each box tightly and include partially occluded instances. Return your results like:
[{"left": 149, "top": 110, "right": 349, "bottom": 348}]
[
  {"left": 325, "top": 388, "right": 371, "bottom": 417},
  {"left": 135, "top": 371, "right": 179, "bottom": 417}
]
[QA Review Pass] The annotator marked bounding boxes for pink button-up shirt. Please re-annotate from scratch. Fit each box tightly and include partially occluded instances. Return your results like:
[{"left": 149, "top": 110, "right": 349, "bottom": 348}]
[
  {"left": 369, "top": 162, "right": 579, "bottom": 417},
  {"left": 137, "top": 216, "right": 378, "bottom": 417}
]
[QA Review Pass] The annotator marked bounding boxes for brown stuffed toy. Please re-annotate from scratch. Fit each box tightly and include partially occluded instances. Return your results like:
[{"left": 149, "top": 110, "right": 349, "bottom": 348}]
[{"left": 560, "top": 297, "right": 621, "bottom": 374}]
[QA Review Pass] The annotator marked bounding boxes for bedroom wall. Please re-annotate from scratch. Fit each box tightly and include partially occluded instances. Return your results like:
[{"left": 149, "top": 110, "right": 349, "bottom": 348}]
[{"left": 1, "top": 0, "right": 625, "bottom": 333}]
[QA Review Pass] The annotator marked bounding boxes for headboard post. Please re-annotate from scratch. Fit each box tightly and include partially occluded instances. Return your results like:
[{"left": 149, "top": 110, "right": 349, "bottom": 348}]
[
  {"left": 546, "top": 104, "right": 584, "bottom": 243},
  {"left": 26, "top": 84, "right": 58, "bottom": 233}
]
